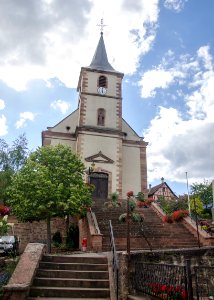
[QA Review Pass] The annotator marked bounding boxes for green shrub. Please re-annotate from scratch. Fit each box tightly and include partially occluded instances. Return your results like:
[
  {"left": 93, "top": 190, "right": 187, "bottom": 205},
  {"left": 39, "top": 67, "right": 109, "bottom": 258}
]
[
  {"left": 52, "top": 231, "right": 62, "bottom": 247},
  {"left": 66, "top": 224, "right": 79, "bottom": 249}
]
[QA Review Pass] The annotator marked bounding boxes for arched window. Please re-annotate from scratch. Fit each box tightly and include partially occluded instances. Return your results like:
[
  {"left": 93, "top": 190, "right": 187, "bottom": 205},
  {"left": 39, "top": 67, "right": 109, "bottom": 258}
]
[
  {"left": 98, "top": 76, "right": 107, "bottom": 87},
  {"left": 97, "top": 108, "right": 105, "bottom": 126}
]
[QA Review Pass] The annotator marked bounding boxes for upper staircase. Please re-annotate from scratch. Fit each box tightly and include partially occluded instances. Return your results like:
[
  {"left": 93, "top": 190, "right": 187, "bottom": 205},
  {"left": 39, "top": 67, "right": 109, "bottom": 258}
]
[
  {"left": 27, "top": 253, "right": 110, "bottom": 300},
  {"left": 92, "top": 200, "right": 200, "bottom": 251}
]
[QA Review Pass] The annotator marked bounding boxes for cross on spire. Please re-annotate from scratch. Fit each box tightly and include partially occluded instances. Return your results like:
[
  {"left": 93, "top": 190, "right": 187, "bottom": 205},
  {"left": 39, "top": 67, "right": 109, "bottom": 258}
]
[{"left": 97, "top": 18, "right": 107, "bottom": 33}]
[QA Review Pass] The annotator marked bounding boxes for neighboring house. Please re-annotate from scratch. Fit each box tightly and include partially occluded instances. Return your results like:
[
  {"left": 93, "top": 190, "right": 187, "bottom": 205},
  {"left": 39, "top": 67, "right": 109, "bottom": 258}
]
[
  {"left": 42, "top": 30, "right": 148, "bottom": 200},
  {"left": 148, "top": 177, "right": 178, "bottom": 201}
]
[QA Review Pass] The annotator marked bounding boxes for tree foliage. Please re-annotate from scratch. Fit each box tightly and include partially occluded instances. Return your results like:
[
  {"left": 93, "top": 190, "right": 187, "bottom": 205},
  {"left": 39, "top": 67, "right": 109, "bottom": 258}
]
[
  {"left": 190, "top": 180, "right": 213, "bottom": 209},
  {"left": 0, "top": 134, "right": 29, "bottom": 202},
  {"left": 190, "top": 197, "right": 204, "bottom": 215},
  {"left": 7, "top": 144, "right": 93, "bottom": 221}
]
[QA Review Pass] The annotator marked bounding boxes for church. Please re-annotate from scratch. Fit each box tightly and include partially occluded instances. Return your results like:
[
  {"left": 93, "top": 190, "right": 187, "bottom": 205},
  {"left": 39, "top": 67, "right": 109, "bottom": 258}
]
[{"left": 42, "top": 30, "right": 148, "bottom": 200}]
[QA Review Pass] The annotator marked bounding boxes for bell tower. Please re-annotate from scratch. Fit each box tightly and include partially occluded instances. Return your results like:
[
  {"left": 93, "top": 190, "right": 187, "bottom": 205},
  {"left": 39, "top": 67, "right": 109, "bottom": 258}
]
[{"left": 76, "top": 29, "right": 124, "bottom": 198}]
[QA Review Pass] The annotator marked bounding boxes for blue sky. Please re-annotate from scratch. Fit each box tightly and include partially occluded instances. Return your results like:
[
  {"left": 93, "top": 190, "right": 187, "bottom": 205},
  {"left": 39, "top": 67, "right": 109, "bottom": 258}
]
[{"left": 0, "top": 0, "right": 214, "bottom": 196}]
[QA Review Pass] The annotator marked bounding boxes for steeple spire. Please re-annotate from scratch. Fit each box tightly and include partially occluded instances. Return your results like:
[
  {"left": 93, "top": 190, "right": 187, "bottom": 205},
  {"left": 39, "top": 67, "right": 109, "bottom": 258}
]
[{"left": 88, "top": 21, "right": 115, "bottom": 72}]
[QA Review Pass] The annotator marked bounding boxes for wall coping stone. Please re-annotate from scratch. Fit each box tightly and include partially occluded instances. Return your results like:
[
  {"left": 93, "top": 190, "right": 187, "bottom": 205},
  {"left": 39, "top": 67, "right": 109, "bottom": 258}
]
[{"left": 3, "top": 243, "right": 46, "bottom": 300}]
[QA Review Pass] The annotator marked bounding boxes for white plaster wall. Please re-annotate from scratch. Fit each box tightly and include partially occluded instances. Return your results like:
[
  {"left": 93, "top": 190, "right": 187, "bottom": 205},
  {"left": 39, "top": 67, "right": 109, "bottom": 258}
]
[
  {"left": 122, "top": 144, "right": 141, "bottom": 198},
  {"left": 50, "top": 138, "right": 76, "bottom": 152},
  {"left": 49, "top": 109, "right": 79, "bottom": 133},
  {"left": 80, "top": 133, "right": 119, "bottom": 193},
  {"left": 85, "top": 95, "right": 118, "bottom": 128},
  {"left": 122, "top": 119, "right": 142, "bottom": 141}
]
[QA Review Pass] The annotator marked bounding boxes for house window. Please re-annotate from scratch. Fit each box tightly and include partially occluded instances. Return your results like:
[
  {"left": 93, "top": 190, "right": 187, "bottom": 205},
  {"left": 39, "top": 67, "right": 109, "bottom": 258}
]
[
  {"left": 97, "top": 108, "right": 105, "bottom": 126},
  {"left": 98, "top": 76, "right": 107, "bottom": 88}
]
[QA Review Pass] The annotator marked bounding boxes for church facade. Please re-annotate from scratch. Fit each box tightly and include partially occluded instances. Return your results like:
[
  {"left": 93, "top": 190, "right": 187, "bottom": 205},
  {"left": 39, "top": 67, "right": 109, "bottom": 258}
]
[{"left": 42, "top": 32, "right": 148, "bottom": 199}]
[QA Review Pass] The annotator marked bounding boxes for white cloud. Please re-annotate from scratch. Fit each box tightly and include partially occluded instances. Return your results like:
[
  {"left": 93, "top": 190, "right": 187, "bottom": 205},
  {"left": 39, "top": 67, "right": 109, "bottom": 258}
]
[
  {"left": 15, "top": 112, "right": 35, "bottom": 129},
  {"left": 164, "top": 0, "right": 188, "bottom": 12},
  {"left": 50, "top": 99, "right": 70, "bottom": 114},
  {"left": 139, "top": 69, "right": 174, "bottom": 98},
  {"left": 143, "top": 45, "right": 214, "bottom": 186},
  {"left": 0, "top": 0, "right": 159, "bottom": 91},
  {"left": 0, "top": 99, "right": 5, "bottom": 110},
  {"left": 0, "top": 115, "right": 8, "bottom": 136}
]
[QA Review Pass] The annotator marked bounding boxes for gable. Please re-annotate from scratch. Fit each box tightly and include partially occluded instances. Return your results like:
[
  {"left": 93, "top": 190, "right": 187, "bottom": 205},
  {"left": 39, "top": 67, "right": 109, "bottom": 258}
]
[
  {"left": 122, "top": 119, "right": 142, "bottom": 141},
  {"left": 85, "top": 151, "right": 114, "bottom": 164},
  {"left": 48, "top": 109, "right": 79, "bottom": 133}
]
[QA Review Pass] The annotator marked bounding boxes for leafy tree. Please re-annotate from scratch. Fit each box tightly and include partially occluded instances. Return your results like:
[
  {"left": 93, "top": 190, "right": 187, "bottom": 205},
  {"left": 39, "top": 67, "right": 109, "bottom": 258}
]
[
  {"left": 0, "top": 134, "right": 29, "bottom": 203},
  {"left": 7, "top": 144, "right": 93, "bottom": 253},
  {"left": 190, "top": 180, "right": 213, "bottom": 209},
  {"left": 190, "top": 197, "right": 204, "bottom": 215}
]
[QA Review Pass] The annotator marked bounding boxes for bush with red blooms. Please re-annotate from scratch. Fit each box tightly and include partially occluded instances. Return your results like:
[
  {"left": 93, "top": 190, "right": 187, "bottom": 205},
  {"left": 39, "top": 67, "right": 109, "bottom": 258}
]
[
  {"left": 0, "top": 205, "right": 11, "bottom": 216},
  {"left": 163, "top": 210, "right": 189, "bottom": 223},
  {"left": 126, "top": 191, "right": 134, "bottom": 198},
  {"left": 147, "top": 282, "right": 187, "bottom": 299},
  {"left": 172, "top": 210, "right": 189, "bottom": 221},
  {"left": 162, "top": 214, "right": 173, "bottom": 223}
]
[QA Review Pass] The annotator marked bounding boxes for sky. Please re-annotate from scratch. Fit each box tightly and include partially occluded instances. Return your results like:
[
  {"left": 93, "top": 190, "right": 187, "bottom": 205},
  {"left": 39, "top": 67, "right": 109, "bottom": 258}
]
[{"left": 0, "top": 0, "right": 214, "bottom": 196}]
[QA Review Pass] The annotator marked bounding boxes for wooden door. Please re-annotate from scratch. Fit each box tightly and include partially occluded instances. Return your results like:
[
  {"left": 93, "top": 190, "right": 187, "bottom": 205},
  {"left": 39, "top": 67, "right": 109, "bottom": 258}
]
[{"left": 90, "top": 172, "right": 108, "bottom": 199}]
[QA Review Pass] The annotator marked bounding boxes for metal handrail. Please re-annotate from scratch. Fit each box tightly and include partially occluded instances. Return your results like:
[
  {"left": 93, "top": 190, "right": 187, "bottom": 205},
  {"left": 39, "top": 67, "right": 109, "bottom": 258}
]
[{"left": 109, "top": 220, "right": 119, "bottom": 300}]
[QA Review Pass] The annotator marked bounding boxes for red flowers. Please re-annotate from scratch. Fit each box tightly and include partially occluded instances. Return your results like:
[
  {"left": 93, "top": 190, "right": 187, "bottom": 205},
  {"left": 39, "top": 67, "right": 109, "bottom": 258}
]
[
  {"left": 172, "top": 210, "right": 189, "bottom": 221},
  {"left": 163, "top": 215, "right": 173, "bottom": 223},
  {"left": 163, "top": 210, "right": 189, "bottom": 223},
  {"left": 126, "top": 191, "right": 134, "bottom": 198},
  {"left": 148, "top": 282, "right": 187, "bottom": 299},
  {"left": 0, "top": 205, "right": 11, "bottom": 216}
]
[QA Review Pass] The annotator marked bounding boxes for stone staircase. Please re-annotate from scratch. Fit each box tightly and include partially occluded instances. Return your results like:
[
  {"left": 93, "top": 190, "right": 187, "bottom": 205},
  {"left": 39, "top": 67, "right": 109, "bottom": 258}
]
[
  {"left": 27, "top": 253, "right": 110, "bottom": 299},
  {"left": 92, "top": 200, "right": 200, "bottom": 251}
]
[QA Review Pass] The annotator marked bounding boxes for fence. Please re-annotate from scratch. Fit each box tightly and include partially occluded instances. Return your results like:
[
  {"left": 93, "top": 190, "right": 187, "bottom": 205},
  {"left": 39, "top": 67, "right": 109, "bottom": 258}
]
[
  {"left": 133, "top": 261, "right": 214, "bottom": 300},
  {"left": 194, "top": 266, "right": 214, "bottom": 299}
]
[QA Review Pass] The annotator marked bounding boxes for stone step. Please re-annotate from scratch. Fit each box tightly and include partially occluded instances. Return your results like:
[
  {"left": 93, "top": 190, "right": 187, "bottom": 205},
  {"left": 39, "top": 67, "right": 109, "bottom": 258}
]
[
  {"left": 39, "top": 262, "right": 108, "bottom": 271},
  {"left": 27, "top": 297, "right": 110, "bottom": 300},
  {"left": 29, "top": 254, "right": 110, "bottom": 299},
  {"left": 36, "top": 269, "right": 109, "bottom": 279},
  {"left": 29, "top": 286, "right": 110, "bottom": 298},
  {"left": 33, "top": 277, "right": 109, "bottom": 288},
  {"left": 42, "top": 255, "right": 107, "bottom": 264}
]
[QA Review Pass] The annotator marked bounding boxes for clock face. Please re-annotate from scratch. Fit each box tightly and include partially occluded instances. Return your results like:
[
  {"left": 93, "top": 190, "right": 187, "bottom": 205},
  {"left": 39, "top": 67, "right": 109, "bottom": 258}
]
[{"left": 97, "top": 87, "right": 107, "bottom": 95}]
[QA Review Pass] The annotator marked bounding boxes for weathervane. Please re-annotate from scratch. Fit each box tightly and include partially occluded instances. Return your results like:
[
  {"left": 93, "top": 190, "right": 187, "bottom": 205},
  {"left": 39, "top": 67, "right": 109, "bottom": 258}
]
[{"left": 97, "top": 18, "right": 107, "bottom": 33}]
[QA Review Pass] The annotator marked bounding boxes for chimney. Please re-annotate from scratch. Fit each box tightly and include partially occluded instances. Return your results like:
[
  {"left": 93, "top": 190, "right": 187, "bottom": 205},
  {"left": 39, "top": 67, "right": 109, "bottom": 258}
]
[
  {"left": 149, "top": 184, "right": 152, "bottom": 191},
  {"left": 161, "top": 177, "right": 164, "bottom": 184}
]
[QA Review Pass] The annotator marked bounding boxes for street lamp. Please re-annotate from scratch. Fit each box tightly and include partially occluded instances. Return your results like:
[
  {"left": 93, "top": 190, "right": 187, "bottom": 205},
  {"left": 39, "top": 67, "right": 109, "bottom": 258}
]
[{"left": 185, "top": 172, "right": 191, "bottom": 218}]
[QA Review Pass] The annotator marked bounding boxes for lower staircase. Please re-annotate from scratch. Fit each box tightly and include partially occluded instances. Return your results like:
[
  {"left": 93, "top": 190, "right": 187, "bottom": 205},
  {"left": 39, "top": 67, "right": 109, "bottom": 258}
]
[
  {"left": 93, "top": 200, "right": 200, "bottom": 251},
  {"left": 28, "top": 253, "right": 110, "bottom": 299}
]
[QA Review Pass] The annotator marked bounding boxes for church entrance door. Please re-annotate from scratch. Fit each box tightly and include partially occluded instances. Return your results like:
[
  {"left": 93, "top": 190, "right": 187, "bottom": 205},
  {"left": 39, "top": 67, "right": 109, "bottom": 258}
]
[{"left": 90, "top": 172, "right": 108, "bottom": 199}]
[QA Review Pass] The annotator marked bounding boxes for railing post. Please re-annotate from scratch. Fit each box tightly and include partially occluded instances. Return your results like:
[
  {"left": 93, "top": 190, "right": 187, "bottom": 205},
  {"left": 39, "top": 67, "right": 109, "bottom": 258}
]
[{"left": 185, "top": 259, "right": 194, "bottom": 300}]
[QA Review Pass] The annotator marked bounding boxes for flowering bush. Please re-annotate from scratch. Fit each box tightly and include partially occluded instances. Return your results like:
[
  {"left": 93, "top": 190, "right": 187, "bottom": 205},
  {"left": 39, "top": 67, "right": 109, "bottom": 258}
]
[
  {"left": 172, "top": 210, "right": 189, "bottom": 221},
  {"left": 163, "top": 210, "right": 189, "bottom": 223},
  {"left": 163, "top": 214, "right": 173, "bottom": 223},
  {"left": 147, "top": 282, "right": 187, "bottom": 299},
  {"left": 0, "top": 205, "right": 11, "bottom": 216},
  {"left": 127, "top": 191, "right": 134, "bottom": 198}
]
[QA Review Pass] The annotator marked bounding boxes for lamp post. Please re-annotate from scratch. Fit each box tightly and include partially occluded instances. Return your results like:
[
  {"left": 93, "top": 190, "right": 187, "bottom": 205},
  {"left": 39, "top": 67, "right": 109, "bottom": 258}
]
[
  {"left": 211, "top": 180, "right": 214, "bottom": 223},
  {"left": 127, "top": 196, "right": 130, "bottom": 260},
  {"left": 185, "top": 172, "right": 191, "bottom": 218}
]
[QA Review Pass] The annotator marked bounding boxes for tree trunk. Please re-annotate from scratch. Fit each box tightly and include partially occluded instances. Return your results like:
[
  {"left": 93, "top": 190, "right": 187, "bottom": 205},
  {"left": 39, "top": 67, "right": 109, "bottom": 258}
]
[{"left": 47, "top": 216, "right": 51, "bottom": 253}]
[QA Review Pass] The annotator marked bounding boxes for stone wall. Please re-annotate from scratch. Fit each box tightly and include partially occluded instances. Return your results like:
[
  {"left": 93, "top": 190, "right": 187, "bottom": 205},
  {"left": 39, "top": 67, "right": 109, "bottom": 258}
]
[{"left": 6, "top": 216, "right": 67, "bottom": 253}]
